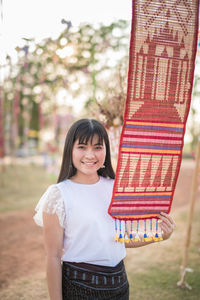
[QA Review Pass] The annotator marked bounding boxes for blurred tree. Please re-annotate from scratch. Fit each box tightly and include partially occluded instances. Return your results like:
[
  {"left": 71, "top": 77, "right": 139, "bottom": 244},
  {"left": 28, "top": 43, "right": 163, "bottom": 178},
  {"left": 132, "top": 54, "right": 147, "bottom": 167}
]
[
  {"left": 2, "top": 20, "right": 129, "bottom": 155},
  {"left": 2, "top": 19, "right": 199, "bottom": 156}
]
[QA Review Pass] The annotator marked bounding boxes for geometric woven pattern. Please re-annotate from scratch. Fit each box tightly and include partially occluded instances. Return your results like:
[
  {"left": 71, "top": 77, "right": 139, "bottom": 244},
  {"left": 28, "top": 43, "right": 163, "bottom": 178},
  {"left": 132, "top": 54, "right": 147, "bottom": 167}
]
[{"left": 108, "top": 0, "right": 199, "bottom": 222}]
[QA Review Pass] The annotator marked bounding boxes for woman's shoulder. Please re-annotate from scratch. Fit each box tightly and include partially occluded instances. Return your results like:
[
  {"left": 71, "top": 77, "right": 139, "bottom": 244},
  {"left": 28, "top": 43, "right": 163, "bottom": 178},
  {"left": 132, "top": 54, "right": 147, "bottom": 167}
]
[
  {"left": 41, "top": 184, "right": 64, "bottom": 207},
  {"left": 33, "top": 183, "right": 66, "bottom": 227},
  {"left": 44, "top": 183, "right": 59, "bottom": 193}
]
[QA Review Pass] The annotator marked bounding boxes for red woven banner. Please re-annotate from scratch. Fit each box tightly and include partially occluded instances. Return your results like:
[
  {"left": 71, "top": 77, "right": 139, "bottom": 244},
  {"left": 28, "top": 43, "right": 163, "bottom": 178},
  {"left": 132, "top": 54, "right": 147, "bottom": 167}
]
[{"left": 108, "top": 0, "right": 199, "bottom": 227}]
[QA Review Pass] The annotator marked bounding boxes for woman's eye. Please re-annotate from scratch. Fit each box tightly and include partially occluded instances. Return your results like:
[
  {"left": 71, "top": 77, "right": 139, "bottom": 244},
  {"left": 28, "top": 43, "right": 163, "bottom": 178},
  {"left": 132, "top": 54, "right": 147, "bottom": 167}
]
[
  {"left": 78, "top": 146, "right": 85, "bottom": 149},
  {"left": 95, "top": 146, "right": 102, "bottom": 150}
]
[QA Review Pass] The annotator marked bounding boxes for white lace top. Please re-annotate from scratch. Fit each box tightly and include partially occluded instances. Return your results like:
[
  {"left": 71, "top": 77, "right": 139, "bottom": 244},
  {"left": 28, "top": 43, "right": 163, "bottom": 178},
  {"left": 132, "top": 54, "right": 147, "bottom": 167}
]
[
  {"left": 33, "top": 176, "right": 126, "bottom": 267},
  {"left": 33, "top": 185, "right": 66, "bottom": 228}
]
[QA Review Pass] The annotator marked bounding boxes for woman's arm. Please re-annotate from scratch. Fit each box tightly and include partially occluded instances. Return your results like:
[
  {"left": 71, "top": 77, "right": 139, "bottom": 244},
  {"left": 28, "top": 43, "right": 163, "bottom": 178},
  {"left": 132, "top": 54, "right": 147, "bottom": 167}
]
[
  {"left": 125, "top": 212, "right": 176, "bottom": 248},
  {"left": 43, "top": 212, "right": 64, "bottom": 300}
]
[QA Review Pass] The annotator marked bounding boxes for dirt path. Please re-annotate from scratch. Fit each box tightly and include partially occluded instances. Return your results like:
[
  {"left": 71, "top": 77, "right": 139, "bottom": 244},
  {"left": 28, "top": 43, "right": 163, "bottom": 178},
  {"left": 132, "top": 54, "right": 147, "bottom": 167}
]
[
  {"left": 0, "top": 210, "right": 45, "bottom": 289},
  {"left": 0, "top": 160, "right": 198, "bottom": 289}
]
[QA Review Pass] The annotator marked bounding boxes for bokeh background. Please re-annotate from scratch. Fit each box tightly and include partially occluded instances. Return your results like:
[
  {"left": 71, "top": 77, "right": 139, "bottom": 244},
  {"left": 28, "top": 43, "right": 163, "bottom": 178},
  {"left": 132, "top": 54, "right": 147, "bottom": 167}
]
[{"left": 0, "top": 1, "right": 200, "bottom": 299}]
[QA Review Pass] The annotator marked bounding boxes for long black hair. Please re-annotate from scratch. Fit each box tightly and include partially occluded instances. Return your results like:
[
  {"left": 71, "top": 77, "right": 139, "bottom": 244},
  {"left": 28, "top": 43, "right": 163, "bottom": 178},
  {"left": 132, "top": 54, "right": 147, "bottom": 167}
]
[{"left": 57, "top": 119, "right": 115, "bottom": 183}]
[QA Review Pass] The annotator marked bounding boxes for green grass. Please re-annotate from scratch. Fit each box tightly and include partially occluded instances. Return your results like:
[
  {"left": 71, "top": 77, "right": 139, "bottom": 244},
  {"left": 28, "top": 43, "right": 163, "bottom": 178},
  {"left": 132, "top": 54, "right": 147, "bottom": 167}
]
[
  {"left": 0, "top": 164, "right": 54, "bottom": 213},
  {"left": 0, "top": 164, "right": 200, "bottom": 300},
  {"left": 128, "top": 266, "right": 200, "bottom": 300}
]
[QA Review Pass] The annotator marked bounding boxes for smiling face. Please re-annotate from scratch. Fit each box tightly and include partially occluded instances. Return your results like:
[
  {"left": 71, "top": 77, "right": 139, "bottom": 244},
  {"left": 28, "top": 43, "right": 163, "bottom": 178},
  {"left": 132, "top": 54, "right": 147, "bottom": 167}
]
[{"left": 71, "top": 134, "right": 106, "bottom": 183}]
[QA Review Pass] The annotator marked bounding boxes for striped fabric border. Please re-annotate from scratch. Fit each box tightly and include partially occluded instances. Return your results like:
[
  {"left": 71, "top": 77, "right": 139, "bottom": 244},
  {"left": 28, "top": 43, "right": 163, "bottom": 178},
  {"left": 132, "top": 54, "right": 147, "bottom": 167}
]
[{"left": 121, "top": 120, "right": 183, "bottom": 155}]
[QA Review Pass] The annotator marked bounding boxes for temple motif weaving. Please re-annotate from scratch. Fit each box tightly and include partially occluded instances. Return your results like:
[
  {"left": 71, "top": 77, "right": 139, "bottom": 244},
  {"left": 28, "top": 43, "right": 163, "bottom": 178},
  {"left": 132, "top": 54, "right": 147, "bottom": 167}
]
[{"left": 108, "top": 0, "right": 199, "bottom": 242}]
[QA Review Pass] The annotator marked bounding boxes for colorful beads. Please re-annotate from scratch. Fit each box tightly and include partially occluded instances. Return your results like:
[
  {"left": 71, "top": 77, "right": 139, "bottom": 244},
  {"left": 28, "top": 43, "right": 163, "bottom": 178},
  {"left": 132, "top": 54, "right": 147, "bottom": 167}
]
[
  {"left": 113, "top": 218, "right": 163, "bottom": 244},
  {"left": 124, "top": 222, "right": 130, "bottom": 243},
  {"left": 135, "top": 220, "right": 140, "bottom": 242},
  {"left": 118, "top": 221, "right": 124, "bottom": 243},
  {"left": 143, "top": 220, "right": 149, "bottom": 241},
  {"left": 153, "top": 232, "right": 159, "bottom": 242},
  {"left": 114, "top": 219, "right": 119, "bottom": 242},
  {"left": 129, "top": 233, "right": 134, "bottom": 240},
  {"left": 114, "top": 232, "right": 119, "bottom": 241},
  {"left": 134, "top": 232, "right": 140, "bottom": 242},
  {"left": 129, "top": 221, "right": 134, "bottom": 241}
]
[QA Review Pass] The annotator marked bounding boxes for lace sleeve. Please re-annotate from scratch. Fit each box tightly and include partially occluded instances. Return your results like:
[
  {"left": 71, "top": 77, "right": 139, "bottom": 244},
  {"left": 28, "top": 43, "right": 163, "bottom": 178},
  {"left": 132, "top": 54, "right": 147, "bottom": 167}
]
[{"left": 33, "top": 185, "right": 65, "bottom": 228}]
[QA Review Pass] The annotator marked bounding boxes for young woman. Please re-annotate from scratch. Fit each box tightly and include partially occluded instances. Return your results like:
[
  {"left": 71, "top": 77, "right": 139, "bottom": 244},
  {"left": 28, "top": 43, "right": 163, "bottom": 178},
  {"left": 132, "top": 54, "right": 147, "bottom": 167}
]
[{"left": 34, "top": 118, "right": 176, "bottom": 300}]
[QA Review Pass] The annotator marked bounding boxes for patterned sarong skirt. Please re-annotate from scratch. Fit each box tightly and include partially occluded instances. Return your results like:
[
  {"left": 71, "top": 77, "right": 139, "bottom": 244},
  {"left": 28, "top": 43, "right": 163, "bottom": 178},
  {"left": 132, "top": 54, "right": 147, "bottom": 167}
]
[{"left": 62, "top": 260, "right": 129, "bottom": 300}]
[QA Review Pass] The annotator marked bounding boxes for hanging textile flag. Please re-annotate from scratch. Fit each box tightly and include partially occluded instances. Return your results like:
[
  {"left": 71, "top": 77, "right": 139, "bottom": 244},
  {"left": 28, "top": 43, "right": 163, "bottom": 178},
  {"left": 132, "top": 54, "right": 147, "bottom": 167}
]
[{"left": 108, "top": 0, "right": 199, "bottom": 242}]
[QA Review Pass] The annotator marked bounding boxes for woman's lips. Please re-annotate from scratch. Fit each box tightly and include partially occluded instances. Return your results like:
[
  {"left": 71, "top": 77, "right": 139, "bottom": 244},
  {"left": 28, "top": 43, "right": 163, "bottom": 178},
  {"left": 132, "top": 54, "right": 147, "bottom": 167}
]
[{"left": 82, "top": 161, "right": 97, "bottom": 166}]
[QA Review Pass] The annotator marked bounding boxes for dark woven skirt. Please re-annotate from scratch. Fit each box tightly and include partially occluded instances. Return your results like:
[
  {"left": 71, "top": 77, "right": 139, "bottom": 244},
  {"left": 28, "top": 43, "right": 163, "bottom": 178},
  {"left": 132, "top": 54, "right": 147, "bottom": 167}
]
[{"left": 62, "top": 260, "right": 129, "bottom": 300}]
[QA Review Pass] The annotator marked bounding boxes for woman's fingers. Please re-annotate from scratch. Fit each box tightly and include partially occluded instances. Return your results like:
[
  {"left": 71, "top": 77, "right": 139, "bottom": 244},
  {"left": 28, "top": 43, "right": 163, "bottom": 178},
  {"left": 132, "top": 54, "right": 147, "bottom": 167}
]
[
  {"left": 161, "top": 212, "right": 174, "bottom": 223},
  {"left": 160, "top": 222, "right": 171, "bottom": 233},
  {"left": 159, "top": 212, "right": 176, "bottom": 229},
  {"left": 158, "top": 212, "right": 176, "bottom": 240},
  {"left": 158, "top": 215, "right": 171, "bottom": 227}
]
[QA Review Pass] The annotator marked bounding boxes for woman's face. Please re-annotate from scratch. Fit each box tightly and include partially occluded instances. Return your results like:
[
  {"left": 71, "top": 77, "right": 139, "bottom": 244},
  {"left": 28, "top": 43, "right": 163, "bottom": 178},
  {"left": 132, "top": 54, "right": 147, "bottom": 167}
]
[{"left": 72, "top": 134, "right": 106, "bottom": 181}]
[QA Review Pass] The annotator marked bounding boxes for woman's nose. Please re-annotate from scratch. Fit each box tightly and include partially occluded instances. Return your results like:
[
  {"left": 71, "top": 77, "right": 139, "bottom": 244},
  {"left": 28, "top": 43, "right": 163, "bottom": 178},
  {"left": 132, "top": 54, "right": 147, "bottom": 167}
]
[{"left": 85, "top": 149, "right": 95, "bottom": 158}]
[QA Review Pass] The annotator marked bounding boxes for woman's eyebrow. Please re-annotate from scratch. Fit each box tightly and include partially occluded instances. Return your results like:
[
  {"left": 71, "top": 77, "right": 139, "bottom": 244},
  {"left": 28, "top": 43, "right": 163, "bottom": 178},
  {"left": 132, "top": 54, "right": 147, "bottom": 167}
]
[
  {"left": 78, "top": 142, "right": 103, "bottom": 146},
  {"left": 77, "top": 140, "right": 103, "bottom": 145}
]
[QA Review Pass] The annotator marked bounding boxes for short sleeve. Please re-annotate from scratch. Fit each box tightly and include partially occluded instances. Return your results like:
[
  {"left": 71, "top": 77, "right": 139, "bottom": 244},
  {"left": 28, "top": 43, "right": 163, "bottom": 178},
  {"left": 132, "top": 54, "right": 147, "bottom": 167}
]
[{"left": 33, "top": 185, "right": 65, "bottom": 228}]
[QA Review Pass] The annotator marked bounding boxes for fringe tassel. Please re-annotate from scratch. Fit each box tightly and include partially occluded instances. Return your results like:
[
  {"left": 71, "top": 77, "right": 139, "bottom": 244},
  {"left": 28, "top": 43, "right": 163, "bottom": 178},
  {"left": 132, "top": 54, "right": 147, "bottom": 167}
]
[
  {"left": 124, "top": 221, "right": 130, "bottom": 243},
  {"left": 134, "top": 220, "right": 140, "bottom": 242},
  {"left": 113, "top": 218, "right": 163, "bottom": 243},
  {"left": 158, "top": 217, "right": 163, "bottom": 241},
  {"left": 153, "top": 219, "right": 160, "bottom": 242},
  {"left": 143, "top": 220, "right": 149, "bottom": 241},
  {"left": 114, "top": 219, "right": 119, "bottom": 242},
  {"left": 148, "top": 219, "right": 154, "bottom": 241},
  {"left": 118, "top": 220, "right": 124, "bottom": 243},
  {"left": 129, "top": 221, "right": 134, "bottom": 241}
]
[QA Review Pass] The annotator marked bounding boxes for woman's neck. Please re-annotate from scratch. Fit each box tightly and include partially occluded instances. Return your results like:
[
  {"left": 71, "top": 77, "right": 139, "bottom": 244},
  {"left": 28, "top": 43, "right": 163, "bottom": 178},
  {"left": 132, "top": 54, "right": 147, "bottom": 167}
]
[{"left": 69, "top": 173, "right": 100, "bottom": 184}]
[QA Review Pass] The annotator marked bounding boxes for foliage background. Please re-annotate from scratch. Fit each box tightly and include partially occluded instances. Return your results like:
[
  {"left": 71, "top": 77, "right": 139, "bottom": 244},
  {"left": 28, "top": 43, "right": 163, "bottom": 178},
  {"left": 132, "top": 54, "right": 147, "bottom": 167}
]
[{"left": 1, "top": 21, "right": 200, "bottom": 161}]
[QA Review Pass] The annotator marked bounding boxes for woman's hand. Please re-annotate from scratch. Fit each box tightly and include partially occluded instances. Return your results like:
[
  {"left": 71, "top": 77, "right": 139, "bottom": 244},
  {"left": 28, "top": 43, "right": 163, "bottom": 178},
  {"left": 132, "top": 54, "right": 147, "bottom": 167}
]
[{"left": 158, "top": 212, "right": 176, "bottom": 241}]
